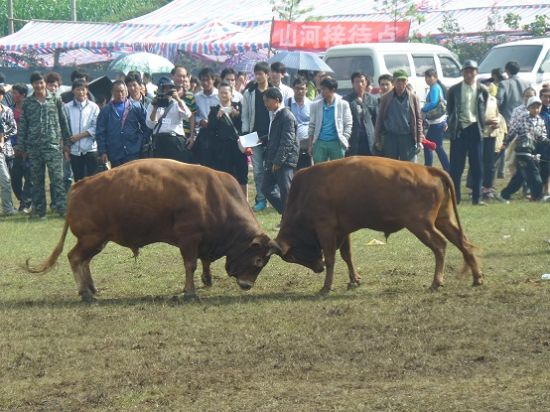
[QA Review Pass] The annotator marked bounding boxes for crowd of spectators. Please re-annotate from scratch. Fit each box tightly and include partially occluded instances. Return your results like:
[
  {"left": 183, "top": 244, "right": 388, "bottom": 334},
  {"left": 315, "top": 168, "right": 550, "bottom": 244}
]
[{"left": 0, "top": 57, "right": 549, "bottom": 220}]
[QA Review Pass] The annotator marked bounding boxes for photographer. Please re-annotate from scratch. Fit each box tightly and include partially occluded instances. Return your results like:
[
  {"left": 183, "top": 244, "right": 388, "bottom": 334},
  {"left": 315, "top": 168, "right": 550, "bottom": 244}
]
[{"left": 145, "top": 77, "right": 192, "bottom": 162}]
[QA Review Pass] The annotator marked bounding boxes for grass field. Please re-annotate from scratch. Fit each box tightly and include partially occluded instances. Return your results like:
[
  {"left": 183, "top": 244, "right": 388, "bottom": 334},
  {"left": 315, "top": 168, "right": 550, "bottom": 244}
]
[{"left": 1, "top": 177, "right": 550, "bottom": 411}]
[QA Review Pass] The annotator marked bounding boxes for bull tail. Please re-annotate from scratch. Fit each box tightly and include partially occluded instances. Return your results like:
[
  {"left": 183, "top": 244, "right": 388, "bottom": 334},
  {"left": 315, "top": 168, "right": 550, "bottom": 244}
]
[
  {"left": 25, "top": 219, "right": 70, "bottom": 273},
  {"left": 441, "top": 172, "right": 465, "bottom": 248}
]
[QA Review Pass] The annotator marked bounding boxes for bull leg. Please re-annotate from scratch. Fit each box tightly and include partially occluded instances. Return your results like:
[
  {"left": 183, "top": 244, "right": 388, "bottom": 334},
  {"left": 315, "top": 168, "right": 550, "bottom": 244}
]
[
  {"left": 68, "top": 237, "right": 105, "bottom": 302},
  {"left": 201, "top": 259, "right": 212, "bottom": 287},
  {"left": 339, "top": 235, "right": 361, "bottom": 289},
  {"left": 179, "top": 247, "right": 200, "bottom": 301},
  {"left": 407, "top": 223, "right": 447, "bottom": 290},
  {"left": 318, "top": 231, "right": 338, "bottom": 295},
  {"left": 436, "top": 216, "right": 483, "bottom": 286}
]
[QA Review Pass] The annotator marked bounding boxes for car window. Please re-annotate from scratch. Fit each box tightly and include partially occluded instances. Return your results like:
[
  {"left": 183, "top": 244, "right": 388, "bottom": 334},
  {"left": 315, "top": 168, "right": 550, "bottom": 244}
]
[
  {"left": 412, "top": 55, "right": 436, "bottom": 77},
  {"left": 324, "top": 56, "right": 374, "bottom": 81},
  {"left": 383, "top": 54, "right": 410, "bottom": 75},
  {"left": 479, "top": 45, "right": 543, "bottom": 73},
  {"left": 439, "top": 55, "right": 461, "bottom": 78},
  {"left": 539, "top": 49, "right": 550, "bottom": 74}
]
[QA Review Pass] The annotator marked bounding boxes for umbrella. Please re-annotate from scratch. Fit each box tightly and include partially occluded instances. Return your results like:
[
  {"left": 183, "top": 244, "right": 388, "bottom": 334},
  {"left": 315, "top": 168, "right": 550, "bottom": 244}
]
[
  {"left": 267, "top": 51, "right": 333, "bottom": 73},
  {"left": 223, "top": 50, "right": 269, "bottom": 73},
  {"left": 108, "top": 52, "right": 174, "bottom": 74}
]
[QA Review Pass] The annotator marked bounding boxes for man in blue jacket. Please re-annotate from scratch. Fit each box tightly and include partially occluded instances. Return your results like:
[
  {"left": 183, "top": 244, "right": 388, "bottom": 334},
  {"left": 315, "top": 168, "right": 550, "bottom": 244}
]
[{"left": 96, "top": 80, "right": 150, "bottom": 168}]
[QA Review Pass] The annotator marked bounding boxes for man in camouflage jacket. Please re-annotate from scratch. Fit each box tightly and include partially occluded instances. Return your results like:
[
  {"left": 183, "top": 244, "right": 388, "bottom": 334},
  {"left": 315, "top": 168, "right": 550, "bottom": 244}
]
[{"left": 17, "top": 72, "right": 70, "bottom": 218}]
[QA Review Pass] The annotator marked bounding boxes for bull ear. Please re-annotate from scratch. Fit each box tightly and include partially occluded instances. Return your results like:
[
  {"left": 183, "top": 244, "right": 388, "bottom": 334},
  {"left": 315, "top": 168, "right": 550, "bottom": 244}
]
[{"left": 267, "top": 239, "right": 286, "bottom": 257}]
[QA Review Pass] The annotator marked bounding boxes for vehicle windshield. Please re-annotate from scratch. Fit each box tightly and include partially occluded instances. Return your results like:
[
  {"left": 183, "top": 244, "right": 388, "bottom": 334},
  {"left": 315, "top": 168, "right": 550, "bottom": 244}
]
[
  {"left": 479, "top": 45, "right": 542, "bottom": 73},
  {"left": 324, "top": 56, "right": 374, "bottom": 81}
]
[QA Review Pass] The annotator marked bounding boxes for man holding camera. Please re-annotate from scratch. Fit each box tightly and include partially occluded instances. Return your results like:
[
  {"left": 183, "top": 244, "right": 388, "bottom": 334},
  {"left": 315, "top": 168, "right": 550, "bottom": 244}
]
[{"left": 145, "top": 77, "right": 192, "bottom": 162}]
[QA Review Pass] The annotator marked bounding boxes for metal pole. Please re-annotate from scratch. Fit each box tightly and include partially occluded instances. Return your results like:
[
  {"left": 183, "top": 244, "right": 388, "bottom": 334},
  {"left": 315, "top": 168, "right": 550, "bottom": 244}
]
[
  {"left": 70, "top": 0, "right": 77, "bottom": 22},
  {"left": 7, "top": 0, "right": 14, "bottom": 34}
]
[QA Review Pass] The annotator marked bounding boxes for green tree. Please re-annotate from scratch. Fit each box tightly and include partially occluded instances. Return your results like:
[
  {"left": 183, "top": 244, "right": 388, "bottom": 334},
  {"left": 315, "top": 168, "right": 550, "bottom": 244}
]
[
  {"left": 523, "top": 15, "right": 550, "bottom": 37},
  {"left": 504, "top": 12, "right": 522, "bottom": 30},
  {"left": 438, "top": 14, "right": 461, "bottom": 53},
  {"left": 375, "top": 0, "right": 425, "bottom": 25},
  {"left": 0, "top": 0, "right": 169, "bottom": 36},
  {"left": 269, "top": 0, "right": 316, "bottom": 22}
]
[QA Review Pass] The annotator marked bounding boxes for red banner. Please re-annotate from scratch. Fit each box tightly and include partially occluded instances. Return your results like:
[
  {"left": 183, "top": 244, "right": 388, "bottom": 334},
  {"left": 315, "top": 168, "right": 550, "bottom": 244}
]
[{"left": 271, "top": 21, "right": 411, "bottom": 51}]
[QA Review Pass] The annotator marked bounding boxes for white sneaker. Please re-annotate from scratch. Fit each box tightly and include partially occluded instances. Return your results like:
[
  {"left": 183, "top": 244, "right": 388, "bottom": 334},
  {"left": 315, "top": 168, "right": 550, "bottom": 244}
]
[{"left": 543, "top": 195, "right": 550, "bottom": 203}]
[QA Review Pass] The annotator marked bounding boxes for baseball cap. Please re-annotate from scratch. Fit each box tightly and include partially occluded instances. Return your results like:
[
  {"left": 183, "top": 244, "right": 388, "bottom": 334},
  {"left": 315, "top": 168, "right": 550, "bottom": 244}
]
[
  {"left": 392, "top": 69, "right": 408, "bottom": 81},
  {"left": 462, "top": 60, "right": 478, "bottom": 70},
  {"left": 527, "top": 96, "right": 542, "bottom": 108}
]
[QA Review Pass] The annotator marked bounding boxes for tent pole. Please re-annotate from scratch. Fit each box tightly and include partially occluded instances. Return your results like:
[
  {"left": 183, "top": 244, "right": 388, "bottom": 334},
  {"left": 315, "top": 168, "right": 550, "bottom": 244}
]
[
  {"left": 268, "top": 17, "right": 275, "bottom": 58},
  {"left": 7, "top": 0, "right": 14, "bottom": 34}
]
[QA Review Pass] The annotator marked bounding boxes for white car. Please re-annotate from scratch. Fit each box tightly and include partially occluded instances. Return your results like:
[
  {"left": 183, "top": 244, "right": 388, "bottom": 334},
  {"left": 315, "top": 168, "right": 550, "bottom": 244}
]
[
  {"left": 324, "top": 42, "right": 462, "bottom": 102},
  {"left": 479, "top": 38, "right": 550, "bottom": 91}
]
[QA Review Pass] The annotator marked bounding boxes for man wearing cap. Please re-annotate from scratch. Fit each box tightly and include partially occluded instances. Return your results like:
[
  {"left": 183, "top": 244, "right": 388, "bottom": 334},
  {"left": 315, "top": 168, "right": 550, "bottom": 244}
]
[
  {"left": 500, "top": 96, "right": 549, "bottom": 202},
  {"left": 261, "top": 87, "right": 299, "bottom": 215},
  {"left": 96, "top": 80, "right": 149, "bottom": 168},
  {"left": 374, "top": 69, "right": 423, "bottom": 161},
  {"left": 146, "top": 76, "right": 192, "bottom": 162},
  {"left": 447, "top": 60, "right": 490, "bottom": 205}
]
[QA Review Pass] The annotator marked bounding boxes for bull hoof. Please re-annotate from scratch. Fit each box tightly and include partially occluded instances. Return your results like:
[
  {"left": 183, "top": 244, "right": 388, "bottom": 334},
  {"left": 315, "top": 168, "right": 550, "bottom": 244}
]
[
  {"left": 472, "top": 277, "right": 484, "bottom": 287},
  {"left": 429, "top": 282, "right": 443, "bottom": 291},
  {"left": 182, "top": 291, "right": 201, "bottom": 302},
  {"left": 318, "top": 287, "right": 331, "bottom": 295},
  {"left": 201, "top": 275, "right": 212, "bottom": 287},
  {"left": 79, "top": 289, "right": 96, "bottom": 304},
  {"left": 347, "top": 281, "right": 360, "bottom": 290}
]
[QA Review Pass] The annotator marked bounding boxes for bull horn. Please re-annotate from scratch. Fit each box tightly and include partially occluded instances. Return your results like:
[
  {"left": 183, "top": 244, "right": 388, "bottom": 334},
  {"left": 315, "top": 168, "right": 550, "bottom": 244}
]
[{"left": 267, "top": 239, "right": 289, "bottom": 257}]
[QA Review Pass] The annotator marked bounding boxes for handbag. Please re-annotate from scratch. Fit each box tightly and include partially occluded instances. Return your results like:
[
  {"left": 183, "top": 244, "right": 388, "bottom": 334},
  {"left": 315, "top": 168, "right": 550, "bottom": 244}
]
[{"left": 426, "top": 99, "right": 447, "bottom": 121}]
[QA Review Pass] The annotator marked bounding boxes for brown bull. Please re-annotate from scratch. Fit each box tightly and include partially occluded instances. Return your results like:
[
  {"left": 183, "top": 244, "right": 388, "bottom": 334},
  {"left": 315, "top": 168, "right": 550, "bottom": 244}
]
[
  {"left": 272, "top": 156, "right": 483, "bottom": 293},
  {"left": 26, "top": 159, "right": 276, "bottom": 301}
]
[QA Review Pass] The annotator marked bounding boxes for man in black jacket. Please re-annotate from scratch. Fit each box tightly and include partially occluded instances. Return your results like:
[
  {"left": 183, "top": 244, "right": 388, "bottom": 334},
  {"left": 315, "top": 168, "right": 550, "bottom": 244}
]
[
  {"left": 344, "top": 72, "right": 378, "bottom": 156},
  {"left": 446, "top": 60, "right": 491, "bottom": 205},
  {"left": 262, "top": 87, "right": 299, "bottom": 215}
]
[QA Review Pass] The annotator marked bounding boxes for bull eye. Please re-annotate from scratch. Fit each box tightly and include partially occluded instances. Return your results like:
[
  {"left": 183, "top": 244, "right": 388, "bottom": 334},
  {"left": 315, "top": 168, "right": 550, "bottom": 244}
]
[{"left": 254, "top": 256, "right": 264, "bottom": 267}]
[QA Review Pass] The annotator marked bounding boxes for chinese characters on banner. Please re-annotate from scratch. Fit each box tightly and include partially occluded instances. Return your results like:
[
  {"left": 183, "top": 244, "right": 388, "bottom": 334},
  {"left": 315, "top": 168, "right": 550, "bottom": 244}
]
[{"left": 271, "top": 21, "right": 411, "bottom": 51}]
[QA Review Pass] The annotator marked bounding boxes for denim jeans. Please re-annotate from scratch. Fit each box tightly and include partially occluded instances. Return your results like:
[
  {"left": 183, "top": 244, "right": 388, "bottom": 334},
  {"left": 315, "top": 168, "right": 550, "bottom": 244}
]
[
  {"left": 501, "top": 155, "right": 543, "bottom": 200},
  {"left": 252, "top": 145, "right": 266, "bottom": 203},
  {"left": 423, "top": 122, "right": 450, "bottom": 171},
  {"left": 0, "top": 153, "right": 15, "bottom": 214}
]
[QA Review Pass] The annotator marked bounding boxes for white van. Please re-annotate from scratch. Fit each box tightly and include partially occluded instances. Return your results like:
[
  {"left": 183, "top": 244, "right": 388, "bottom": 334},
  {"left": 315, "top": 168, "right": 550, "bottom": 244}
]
[
  {"left": 479, "top": 38, "right": 550, "bottom": 89},
  {"left": 324, "top": 43, "right": 462, "bottom": 102}
]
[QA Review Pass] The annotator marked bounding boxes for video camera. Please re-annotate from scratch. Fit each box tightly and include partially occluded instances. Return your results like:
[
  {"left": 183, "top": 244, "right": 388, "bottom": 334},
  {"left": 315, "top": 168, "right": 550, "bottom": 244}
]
[{"left": 154, "top": 76, "right": 177, "bottom": 108}]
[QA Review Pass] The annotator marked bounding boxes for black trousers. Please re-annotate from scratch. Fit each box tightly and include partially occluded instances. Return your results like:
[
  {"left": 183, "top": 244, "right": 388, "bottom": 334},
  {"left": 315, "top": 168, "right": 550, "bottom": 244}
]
[
  {"left": 450, "top": 124, "right": 483, "bottom": 204},
  {"left": 261, "top": 165, "right": 294, "bottom": 215},
  {"left": 10, "top": 155, "right": 32, "bottom": 207},
  {"left": 70, "top": 152, "right": 98, "bottom": 182},
  {"left": 153, "top": 133, "right": 193, "bottom": 163}
]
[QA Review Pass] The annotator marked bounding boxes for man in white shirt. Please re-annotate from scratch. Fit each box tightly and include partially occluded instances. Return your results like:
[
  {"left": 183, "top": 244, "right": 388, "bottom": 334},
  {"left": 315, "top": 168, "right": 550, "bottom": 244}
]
[
  {"left": 270, "top": 62, "right": 294, "bottom": 104},
  {"left": 146, "top": 77, "right": 192, "bottom": 162},
  {"left": 63, "top": 79, "right": 100, "bottom": 181},
  {"left": 194, "top": 67, "right": 220, "bottom": 167}
]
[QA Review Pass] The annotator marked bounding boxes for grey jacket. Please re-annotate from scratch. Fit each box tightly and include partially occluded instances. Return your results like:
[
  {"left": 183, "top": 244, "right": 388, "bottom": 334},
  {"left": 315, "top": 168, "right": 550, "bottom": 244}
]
[
  {"left": 497, "top": 75, "right": 531, "bottom": 124},
  {"left": 266, "top": 107, "right": 299, "bottom": 168},
  {"left": 308, "top": 96, "right": 352, "bottom": 148},
  {"left": 344, "top": 92, "right": 378, "bottom": 154}
]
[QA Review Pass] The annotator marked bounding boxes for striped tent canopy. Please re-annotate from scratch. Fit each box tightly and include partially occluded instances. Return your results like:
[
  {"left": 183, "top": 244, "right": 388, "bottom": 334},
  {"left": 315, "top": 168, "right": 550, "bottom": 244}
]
[
  {"left": 0, "top": 18, "right": 269, "bottom": 60},
  {"left": 126, "top": 0, "right": 550, "bottom": 36}
]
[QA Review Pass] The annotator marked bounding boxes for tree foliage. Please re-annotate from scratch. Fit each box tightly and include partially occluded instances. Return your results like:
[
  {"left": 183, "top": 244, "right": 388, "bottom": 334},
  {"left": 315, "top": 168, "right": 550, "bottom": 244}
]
[
  {"left": 0, "top": 0, "right": 169, "bottom": 36},
  {"left": 375, "top": 0, "right": 425, "bottom": 25},
  {"left": 269, "top": 0, "right": 316, "bottom": 22}
]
